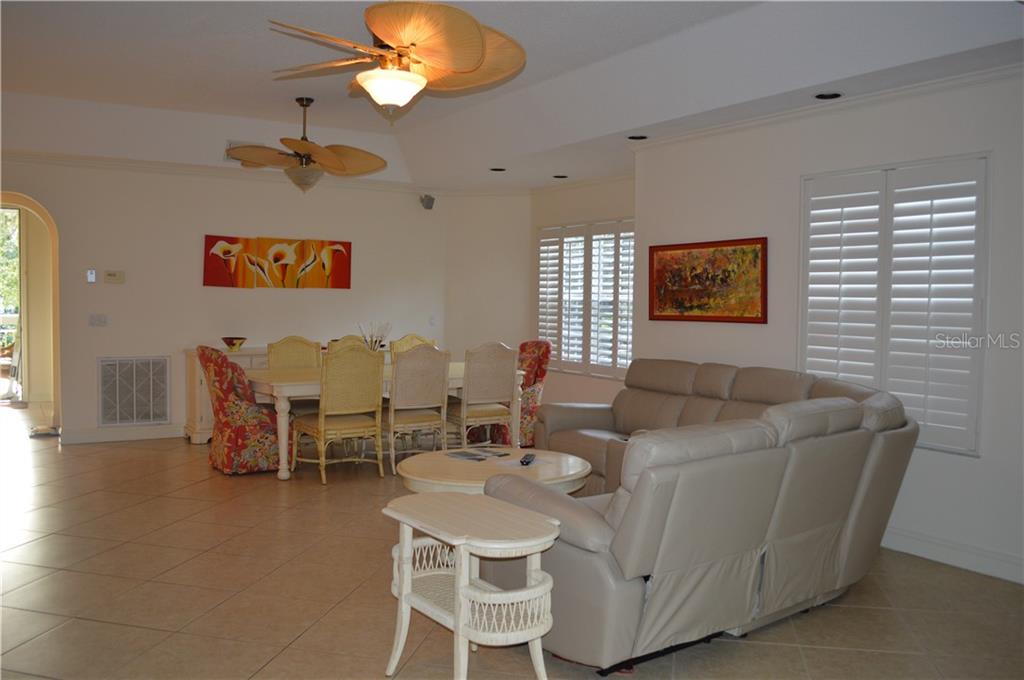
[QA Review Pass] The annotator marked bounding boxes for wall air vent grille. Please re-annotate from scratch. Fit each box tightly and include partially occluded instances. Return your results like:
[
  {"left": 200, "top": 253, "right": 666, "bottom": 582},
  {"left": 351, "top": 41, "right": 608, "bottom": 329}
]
[{"left": 99, "top": 356, "right": 170, "bottom": 426}]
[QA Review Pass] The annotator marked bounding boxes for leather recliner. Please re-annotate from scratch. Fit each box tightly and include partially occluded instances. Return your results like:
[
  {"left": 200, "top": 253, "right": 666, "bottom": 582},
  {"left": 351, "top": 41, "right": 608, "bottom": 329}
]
[{"left": 484, "top": 391, "right": 918, "bottom": 671}]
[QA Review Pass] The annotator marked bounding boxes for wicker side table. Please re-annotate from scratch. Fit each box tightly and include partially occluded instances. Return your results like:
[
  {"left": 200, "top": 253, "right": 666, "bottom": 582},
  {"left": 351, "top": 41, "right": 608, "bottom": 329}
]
[{"left": 383, "top": 492, "right": 561, "bottom": 680}]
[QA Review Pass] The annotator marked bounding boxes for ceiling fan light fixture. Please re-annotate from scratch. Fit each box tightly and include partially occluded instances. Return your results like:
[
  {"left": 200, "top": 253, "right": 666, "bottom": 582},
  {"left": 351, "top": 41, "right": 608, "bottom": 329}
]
[
  {"left": 284, "top": 164, "right": 325, "bottom": 193},
  {"left": 356, "top": 68, "right": 427, "bottom": 109}
]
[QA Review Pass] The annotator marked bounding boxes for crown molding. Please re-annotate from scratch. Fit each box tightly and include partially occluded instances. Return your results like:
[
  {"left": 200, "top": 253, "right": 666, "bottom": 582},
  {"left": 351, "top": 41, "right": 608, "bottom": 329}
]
[
  {"left": 0, "top": 150, "right": 532, "bottom": 198},
  {"left": 632, "top": 63, "right": 1023, "bottom": 153}
]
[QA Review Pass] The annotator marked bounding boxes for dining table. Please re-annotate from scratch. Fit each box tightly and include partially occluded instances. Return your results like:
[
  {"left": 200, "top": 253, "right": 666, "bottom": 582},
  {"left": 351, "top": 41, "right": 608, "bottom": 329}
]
[{"left": 247, "top": 362, "right": 522, "bottom": 480}]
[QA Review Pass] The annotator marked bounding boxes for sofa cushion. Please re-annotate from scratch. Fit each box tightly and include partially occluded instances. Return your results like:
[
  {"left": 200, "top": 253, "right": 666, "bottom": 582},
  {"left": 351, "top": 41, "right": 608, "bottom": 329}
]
[
  {"left": 717, "top": 401, "right": 769, "bottom": 421},
  {"left": 612, "top": 389, "right": 688, "bottom": 435},
  {"left": 548, "top": 428, "right": 627, "bottom": 476},
  {"left": 809, "top": 377, "right": 878, "bottom": 402},
  {"left": 624, "top": 359, "right": 699, "bottom": 395},
  {"left": 693, "top": 363, "right": 738, "bottom": 399},
  {"left": 677, "top": 396, "right": 726, "bottom": 425},
  {"left": 762, "top": 397, "right": 863, "bottom": 444},
  {"left": 731, "top": 367, "right": 816, "bottom": 404},
  {"left": 620, "top": 420, "right": 777, "bottom": 492},
  {"left": 861, "top": 392, "right": 907, "bottom": 432}
]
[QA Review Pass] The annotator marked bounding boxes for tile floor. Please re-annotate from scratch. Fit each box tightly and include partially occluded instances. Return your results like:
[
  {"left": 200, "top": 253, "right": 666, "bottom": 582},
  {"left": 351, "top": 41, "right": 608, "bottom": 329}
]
[{"left": 1, "top": 405, "right": 1021, "bottom": 679}]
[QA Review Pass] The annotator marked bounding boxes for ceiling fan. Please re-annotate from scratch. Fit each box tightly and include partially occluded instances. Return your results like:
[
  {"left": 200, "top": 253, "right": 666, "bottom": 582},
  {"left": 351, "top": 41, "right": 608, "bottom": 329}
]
[
  {"left": 270, "top": 2, "right": 526, "bottom": 116},
  {"left": 225, "top": 97, "right": 387, "bottom": 193}
]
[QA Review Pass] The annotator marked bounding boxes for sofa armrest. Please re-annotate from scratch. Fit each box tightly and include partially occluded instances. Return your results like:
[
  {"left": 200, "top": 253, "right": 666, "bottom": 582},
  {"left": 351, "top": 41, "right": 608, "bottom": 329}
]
[
  {"left": 484, "top": 475, "right": 615, "bottom": 553},
  {"left": 538, "top": 403, "right": 616, "bottom": 441}
]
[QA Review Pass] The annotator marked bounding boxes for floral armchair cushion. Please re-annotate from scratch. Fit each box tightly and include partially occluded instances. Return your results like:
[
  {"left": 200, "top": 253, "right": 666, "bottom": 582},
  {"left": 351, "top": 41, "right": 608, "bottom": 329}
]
[{"left": 197, "top": 346, "right": 279, "bottom": 475}]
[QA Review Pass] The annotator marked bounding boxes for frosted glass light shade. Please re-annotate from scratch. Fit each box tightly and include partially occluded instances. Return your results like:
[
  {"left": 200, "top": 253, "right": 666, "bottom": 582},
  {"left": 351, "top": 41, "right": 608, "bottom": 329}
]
[
  {"left": 356, "top": 68, "right": 427, "bottom": 108},
  {"left": 284, "top": 165, "right": 324, "bottom": 193}
]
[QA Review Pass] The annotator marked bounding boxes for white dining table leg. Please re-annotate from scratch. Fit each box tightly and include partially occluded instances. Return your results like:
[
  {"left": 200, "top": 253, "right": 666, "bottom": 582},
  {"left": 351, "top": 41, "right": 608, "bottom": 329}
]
[
  {"left": 274, "top": 395, "right": 291, "bottom": 480},
  {"left": 511, "top": 381, "right": 522, "bottom": 449}
]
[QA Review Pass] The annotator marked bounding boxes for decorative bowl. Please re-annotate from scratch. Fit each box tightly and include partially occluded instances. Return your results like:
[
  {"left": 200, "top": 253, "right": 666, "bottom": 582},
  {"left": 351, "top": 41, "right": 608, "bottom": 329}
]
[{"left": 221, "top": 336, "right": 247, "bottom": 352}]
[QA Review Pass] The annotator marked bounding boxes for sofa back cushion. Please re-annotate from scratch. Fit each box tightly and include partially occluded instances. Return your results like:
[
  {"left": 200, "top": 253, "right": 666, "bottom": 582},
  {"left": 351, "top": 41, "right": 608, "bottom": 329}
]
[
  {"left": 612, "top": 389, "right": 688, "bottom": 435},
  {"left": 807, "top": 378, "right": 907, "bottom": 432},
  {"left": 761, "top": 398, "right": 863, "bottom": 445},
  {"left": 731, "top": 367, "right": 816, "bottom": 404},
  {"left": 693, "top": 363, "right": 737, "bottom": 399},
  {"left": 624, "top": 359, "right": 699, "bottom": 394}
]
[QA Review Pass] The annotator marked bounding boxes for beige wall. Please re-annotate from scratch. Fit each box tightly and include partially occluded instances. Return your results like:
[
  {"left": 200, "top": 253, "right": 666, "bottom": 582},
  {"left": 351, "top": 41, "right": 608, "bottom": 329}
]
[
  {"left": 530, "top": 177, "right": 635, "bottom": 403},
  {"left": 0, "top": 158, "right": 531, "bottom": 442},
  {"left": 635, "top": 74, "right": 1023, "bottom": 581},
  {"left": 20, "top": 210, "right": 53, "bottom": 402}
]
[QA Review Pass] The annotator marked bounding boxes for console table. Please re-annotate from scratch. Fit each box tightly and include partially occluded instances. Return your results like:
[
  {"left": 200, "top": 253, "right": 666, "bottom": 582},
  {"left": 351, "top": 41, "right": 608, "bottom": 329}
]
[{"left": 383, "top": 492, "right": 560, "bottom": 680}]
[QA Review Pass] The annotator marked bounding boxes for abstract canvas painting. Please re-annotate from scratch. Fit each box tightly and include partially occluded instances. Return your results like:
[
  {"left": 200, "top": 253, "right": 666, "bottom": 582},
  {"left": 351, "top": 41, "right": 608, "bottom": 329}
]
[
  {"left": 649, "top": 237, "right": 766, "bottom": 323},
  {"left": 203, "top": 235, "right": 351, "bottom": 289}
]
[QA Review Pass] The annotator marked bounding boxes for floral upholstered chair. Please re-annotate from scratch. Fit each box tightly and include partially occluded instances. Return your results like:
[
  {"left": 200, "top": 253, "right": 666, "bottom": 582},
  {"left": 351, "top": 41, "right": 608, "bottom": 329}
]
[
  {"left": 196, "top": 345, "right": 279, "bottom": 474},
  {"left": 488, "top": 340, "right": 552, "bottom": 447}
]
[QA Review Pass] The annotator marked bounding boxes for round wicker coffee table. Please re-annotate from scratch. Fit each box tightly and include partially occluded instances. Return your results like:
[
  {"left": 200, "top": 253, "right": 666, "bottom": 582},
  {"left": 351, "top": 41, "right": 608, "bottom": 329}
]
[{"left": 396, "top": 448, "right": 591, "bottom": 495}]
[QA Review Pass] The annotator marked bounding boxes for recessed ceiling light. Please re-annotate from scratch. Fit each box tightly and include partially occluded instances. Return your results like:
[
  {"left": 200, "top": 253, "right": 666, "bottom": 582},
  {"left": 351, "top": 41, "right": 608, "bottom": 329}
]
[
  {"left": 553, "top": 175, "right": 568, "bottom": 179},
  {"left": 489, "top": 167, "right": 507, "bottom": 172},
  {"left": 815, "top": 92, "right": 842, "bottom": 100},
  {"left": 627, "top": 135, "right": 648, "bottom": 140}
]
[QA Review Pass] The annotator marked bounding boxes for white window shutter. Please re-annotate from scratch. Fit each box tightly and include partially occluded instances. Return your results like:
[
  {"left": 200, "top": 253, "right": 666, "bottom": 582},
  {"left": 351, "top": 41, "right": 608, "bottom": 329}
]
[
  {"left": 590, "top": 233, "right": 617, "bottom": 367},
  {"left": 560, "top": 234, "right": 586, "bottom": 364},
  {"left": 617, "top": 231, "right": 635, "bottom": 369},
  {"left": 537, "top": 234, "right": 561, "bottom": 359},
  {"left": 885, "top": 158, "right": 985, "bottom": 453}
]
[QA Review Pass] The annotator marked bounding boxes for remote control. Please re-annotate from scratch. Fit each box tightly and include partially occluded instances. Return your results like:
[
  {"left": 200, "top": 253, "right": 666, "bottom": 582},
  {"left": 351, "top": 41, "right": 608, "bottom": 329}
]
[{"left": 520, "top": 453, "right": 535, "bottom": 466}]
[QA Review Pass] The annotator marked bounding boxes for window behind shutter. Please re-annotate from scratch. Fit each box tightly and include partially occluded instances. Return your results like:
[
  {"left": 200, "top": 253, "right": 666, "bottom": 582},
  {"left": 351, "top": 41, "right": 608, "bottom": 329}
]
[
  {"left": 537, "top": 235, "right": 561, "bottom": 358},
  {"left": 590, "top": 232, "right": 617, "bottom": 367},
  {"left": 561, "top": 234, "right": 586, "bottom": 364}
]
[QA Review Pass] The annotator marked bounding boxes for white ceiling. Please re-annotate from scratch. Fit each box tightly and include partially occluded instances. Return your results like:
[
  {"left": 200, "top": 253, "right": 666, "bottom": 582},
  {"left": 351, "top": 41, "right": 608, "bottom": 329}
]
[
  {"left": 2, "top": 2, "right": 1021, "bottom": 190},
  {"left": 0, "top": 1, "right": 752, "bottom": 132}
]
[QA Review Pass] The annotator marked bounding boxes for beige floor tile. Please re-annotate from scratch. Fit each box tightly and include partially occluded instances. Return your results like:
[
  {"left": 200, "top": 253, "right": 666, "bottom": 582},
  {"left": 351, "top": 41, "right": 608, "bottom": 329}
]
[
  {"left": 1, "top": 534, "right": 121, "bottom": 568},
  {"left": 0, "top": 668, "right": 52, "bottom": 679},
  {"left": 406, "top": 626, "right": 548, "bottom": 677},
  {"left": 801, "top": 647, "right": 938, "bottom": 679},
  {"left": 722, "top": 618, "right": 797, "bottom": 645},
  {"left": 932, "top": 655, "right": 1024, "bottom": 679},
  {"left": 831, "top": 574, "right": 894, "bottom": 608},
  {"left": 155, "top": 551, "right": 287, "bottom": 590},
  {"left": 50, "top": 490, "right": 153, "bottom": 516},
  {"left": 6, "top": 483, "right": 86, "bottom": 511},
  {"left": 0, "top": 607, "right": 68, "bottom": 653},
  {"left": 134, "top": 519, "right": 248, "bottom": 550},
  {"left": 1, "top": 570, "right": 142, "bottom": 616},
  {"left": 183, "top": 500, "right": 282, "bottom": 527},
  {"left": 1, "top": 562, "right": 55, "bottom": 594},
  {"left": 109, "top": 633, "right": 282, "bottom": 680},
  {"left": 165, "top": 476, "right": 264, "bottom": 502},
  {"left": 182, "top": 591, "right": 333, "bottom": 645},
  {"left": 902, "top": 610, "right": 1023, "bottom": 659},
  {"left": 252, "top": 647, "right": 387, "bottom": 679},
  {"left": 0, "top": 530, "right": 48, "bottom": 553},
  {"left": 68, "top": 542, "right": 201, "bottom": 579},
  {"left": 244, "top": 558, "right": 370, "bottom": 604},
  {"left": 79, "top": 580, "right": 233, "bottom": 631},
  {"left": 209, "top": 527, "right": 323, "bottom": 561},
  {"left": 877, "top": 572, "right": 955, "bottom": 611},
  {"left": 395, "top": 659, "right": 522, "bottom": 679},
  {"left": 793, "top": 605, "right": 920, "bottom": 652},
  {"left": 58, "top": 510, "right": 178, "bottom": 542},
  {"left": 127, "top": 496, "right": 217, "bottom": 521},
  {"left": 290, "top": 602, "right": 432, "bottom": 664},
  {"left": 12, "top": 506, "right": 95, "bottom": 532},
  {"left": 674, "top": 640, "right": 808, "bottom": 679},
  {"left": 938, "top": 571, "right": 1024, "bottom": 615},
  {"left": 0, "top": 618, "right": 169, "bottom": 679},
  {"left": 296, "top": 535, "right": 393, "bottom": 569}
]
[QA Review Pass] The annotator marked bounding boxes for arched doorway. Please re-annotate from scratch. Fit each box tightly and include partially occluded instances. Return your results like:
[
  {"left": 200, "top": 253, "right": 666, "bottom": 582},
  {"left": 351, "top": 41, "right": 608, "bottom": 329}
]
[{"left": 0, "top": 192, "right": 60, "bottom": 433}]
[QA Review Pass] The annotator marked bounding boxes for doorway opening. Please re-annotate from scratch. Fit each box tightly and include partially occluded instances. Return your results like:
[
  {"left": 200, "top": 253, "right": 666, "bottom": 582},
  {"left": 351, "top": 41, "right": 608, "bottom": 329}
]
[{"left": 0, "top": 193, "right": 60, "bottom": 434}]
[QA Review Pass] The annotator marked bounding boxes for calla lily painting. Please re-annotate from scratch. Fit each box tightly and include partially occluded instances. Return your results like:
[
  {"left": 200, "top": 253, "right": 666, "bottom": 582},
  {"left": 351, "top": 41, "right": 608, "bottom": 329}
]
[{"left": 203, "top": 234, "right": 351, "bottom": 289}]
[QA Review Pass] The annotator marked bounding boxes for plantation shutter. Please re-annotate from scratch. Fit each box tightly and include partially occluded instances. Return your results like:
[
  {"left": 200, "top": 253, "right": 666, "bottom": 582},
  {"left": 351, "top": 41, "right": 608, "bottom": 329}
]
[
  {"left": 885, "top": 158, "right": 985, "bottom": 453},
  {"left": 802, "top": 156, "right": 986, "bottom": 455},
  {"left": 537, "top": 221, "right": 635, "bottom": 376},
  {"left": 803, "top": 172, "right": 884, "bottom": 386}
]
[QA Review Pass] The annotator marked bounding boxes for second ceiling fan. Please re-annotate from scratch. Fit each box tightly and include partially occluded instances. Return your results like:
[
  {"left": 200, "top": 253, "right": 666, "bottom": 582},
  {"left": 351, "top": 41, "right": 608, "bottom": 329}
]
[{"left": 271, "top": 1, "right": 526, "bottom": 116}]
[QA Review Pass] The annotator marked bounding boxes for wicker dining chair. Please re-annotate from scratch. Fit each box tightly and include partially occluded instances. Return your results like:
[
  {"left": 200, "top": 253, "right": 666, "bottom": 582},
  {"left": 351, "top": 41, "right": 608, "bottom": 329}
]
[
  {"left": 291, "top": 342, "right": 385, "bottom": 483},
  {"left": 267, "top": 335, "right": 322, "bottom": 422},
  {"left": 389, "top": 333, "right": 436, "bottom": 354},
  {"left": 386, "top": 343, "right": 450, "bottom": 474},
  {"left": 448, "top": 342, "right": 518, "bottom": 448},
  {"left": 329, "top": 334, "right": 366, "bottom": 351}
]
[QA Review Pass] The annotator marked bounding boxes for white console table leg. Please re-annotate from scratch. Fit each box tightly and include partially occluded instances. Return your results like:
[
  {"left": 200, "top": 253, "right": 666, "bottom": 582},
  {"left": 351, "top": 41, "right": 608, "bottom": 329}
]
[
  {"left": 453, "top": 545, "right": 471, "bottom": 680},
  {"left": 274, "top": 395, "right": 291, "bottom": 480},
  {"left": 527, "top": 553, "right": 548, "bottom": 680},
  {"left": 385, "top": 524, "right": 413, "bottom": 677}
]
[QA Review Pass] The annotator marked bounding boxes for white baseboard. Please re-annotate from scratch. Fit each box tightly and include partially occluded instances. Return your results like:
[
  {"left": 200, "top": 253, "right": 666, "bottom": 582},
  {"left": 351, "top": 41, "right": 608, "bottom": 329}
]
[
  {"left": 60, "top": 423, "right": 185, "bottom": 445},
  {"left": 882, "top": 526, "right": 1024, "bottom": 584}
]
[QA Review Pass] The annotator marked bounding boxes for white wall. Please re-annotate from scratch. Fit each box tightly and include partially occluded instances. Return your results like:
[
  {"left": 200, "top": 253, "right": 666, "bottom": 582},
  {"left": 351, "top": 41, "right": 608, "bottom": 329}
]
[
  {"left": 530, "top": 177, "right": 635, "bottom": 403},
  {"left": 635, "top": 73, "right": 1023, "bottom": 581},
  {"left": 0, "top": 157, "right": 530, "bottom": 442},
  {"left": 20, "top": 210, "right": 53, "bottom": 402}
]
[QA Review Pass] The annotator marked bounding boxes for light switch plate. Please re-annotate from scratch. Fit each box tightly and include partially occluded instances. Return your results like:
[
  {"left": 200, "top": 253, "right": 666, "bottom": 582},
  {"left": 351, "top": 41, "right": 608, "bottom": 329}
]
[
  {"left": 86, "top": 269, "right": 97, "bottom": 283},
  {"left": 88, "top": 313, "right": 108, "bottom": 327},
  {"left": 103, "top": 270, "right": 125, "bottom": 284}
]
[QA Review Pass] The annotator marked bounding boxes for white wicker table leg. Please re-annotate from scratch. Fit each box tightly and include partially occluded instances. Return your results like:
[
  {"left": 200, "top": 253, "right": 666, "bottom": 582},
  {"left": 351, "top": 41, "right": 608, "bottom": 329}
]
[
  {"left": 453, "top": 545, "right": 472, "bottom": 680},
  {"left": 470, "top": 555, "right": 480, "bottom": 653},
  {"left": 385, "top": 524, "right": 413, "bottom": 677},
  {"left": 526, "top": 553, "right": 548, "bottom": 680}
]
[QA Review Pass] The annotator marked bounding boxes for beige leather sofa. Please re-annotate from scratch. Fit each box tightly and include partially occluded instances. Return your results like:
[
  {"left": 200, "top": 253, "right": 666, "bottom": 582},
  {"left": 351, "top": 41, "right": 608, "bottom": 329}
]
[{"left": 485, "top": 363, "right": 917, "bottom": 672}]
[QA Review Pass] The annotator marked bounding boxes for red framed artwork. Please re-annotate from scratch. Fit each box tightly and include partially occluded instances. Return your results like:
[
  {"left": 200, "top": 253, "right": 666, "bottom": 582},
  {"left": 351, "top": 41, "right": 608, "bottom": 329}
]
[
  {"left": 203, "top": 234, "right": 351, "bottom": 289},
  {"left": 649, "top": 237, "right": 767, "bottom": 323}
]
